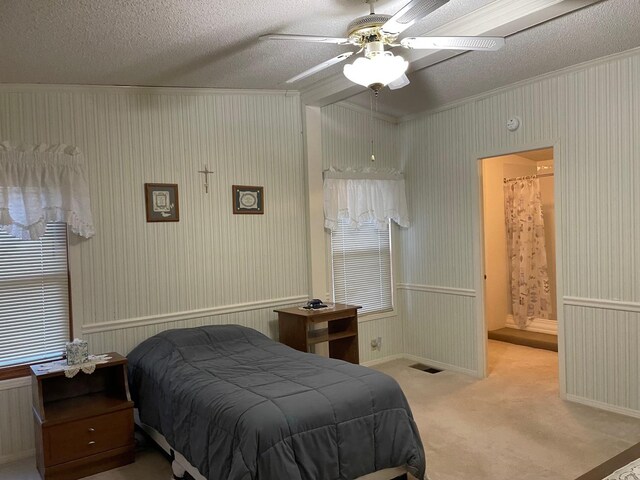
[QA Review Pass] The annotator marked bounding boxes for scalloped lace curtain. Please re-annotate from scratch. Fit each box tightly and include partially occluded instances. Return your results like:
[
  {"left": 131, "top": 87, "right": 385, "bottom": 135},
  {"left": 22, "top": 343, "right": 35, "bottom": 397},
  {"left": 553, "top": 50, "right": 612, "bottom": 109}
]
[
  {"left": 0, "top": 141, "right": 95, "bottom": 240},
  {"left": 323, "top": 167, "right": 410, "bottom": 231}
]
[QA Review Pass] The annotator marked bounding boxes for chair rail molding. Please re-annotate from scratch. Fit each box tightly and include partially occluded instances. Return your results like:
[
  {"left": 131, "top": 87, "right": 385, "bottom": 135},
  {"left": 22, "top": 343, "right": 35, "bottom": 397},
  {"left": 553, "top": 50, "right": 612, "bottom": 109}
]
[
  {"left": 564, "top": 296, "right": 640, "bottom": 314},
  {"left": 397, "top": 283, "right": 476, "bottom": 297},
  {"left": 82, "top": 295, "right": 309, "bottom": 335}
]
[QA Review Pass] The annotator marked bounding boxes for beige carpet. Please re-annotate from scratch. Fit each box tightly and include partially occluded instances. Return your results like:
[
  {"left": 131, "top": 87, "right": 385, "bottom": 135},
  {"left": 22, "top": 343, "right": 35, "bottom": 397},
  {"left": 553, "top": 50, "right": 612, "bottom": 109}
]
[
  {"left": 3, "top": 340, "right": 640, "bottom": 480},
  {"left": 379, "top": 341, "right": 640, "bottom": 480}
]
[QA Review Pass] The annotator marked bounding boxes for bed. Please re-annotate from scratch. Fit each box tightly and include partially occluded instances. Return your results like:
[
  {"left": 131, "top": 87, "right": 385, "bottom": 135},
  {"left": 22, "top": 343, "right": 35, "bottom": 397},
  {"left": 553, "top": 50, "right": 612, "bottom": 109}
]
[{"left": 127, "top": 324, "right": 426, "bottom": 480}]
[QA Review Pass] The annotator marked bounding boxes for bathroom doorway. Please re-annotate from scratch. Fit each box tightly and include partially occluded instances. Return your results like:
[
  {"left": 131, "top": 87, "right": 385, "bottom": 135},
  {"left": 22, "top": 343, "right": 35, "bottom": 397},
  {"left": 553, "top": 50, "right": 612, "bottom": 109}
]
[{"left": 480, "top": 148, "right": 558, "bottom": 355}]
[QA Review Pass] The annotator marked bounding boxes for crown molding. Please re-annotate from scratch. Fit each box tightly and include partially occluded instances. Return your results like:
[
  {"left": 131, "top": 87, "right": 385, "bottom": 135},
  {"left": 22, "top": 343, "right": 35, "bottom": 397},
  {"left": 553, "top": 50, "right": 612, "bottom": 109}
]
[
  {"left": 0, "top": 83, "right": 300, "bottom": 98},
  {"left": 399, "top": 44, "right": 640, "bottom": 123}
]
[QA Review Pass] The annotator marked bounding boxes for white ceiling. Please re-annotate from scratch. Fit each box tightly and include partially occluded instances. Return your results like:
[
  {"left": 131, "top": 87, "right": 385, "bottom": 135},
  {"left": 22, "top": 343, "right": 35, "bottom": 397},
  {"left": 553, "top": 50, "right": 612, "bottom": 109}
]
[
  {"left": 346, "top": 0, "right": 640, "bottom": 117},
  {"left": 1, "top": 0, "right": 638, "bottom": 118}
]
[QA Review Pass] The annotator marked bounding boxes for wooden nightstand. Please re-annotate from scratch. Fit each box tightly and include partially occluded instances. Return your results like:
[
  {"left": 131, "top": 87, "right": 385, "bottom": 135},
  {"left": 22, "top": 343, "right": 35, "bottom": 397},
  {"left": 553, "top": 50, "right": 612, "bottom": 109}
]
[
  {"left": 274, "top": 303, "right": 361, "bottom": 364},
  {"left": 31, "top": 352, "right": 135, "bottom": 480}
]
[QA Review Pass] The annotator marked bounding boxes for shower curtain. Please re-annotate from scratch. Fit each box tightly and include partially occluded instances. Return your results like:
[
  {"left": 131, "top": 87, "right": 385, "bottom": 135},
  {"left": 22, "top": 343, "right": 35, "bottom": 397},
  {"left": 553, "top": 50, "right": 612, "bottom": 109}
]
[{"left": 504, "top": 178, "right": 551, "bottom": 328}]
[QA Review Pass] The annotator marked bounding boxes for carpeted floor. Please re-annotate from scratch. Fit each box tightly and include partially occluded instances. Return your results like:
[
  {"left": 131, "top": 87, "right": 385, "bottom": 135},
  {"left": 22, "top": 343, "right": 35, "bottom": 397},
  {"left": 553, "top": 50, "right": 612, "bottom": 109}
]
[{"left": 2, "top": 340, "right": 640, "bottom": 480}]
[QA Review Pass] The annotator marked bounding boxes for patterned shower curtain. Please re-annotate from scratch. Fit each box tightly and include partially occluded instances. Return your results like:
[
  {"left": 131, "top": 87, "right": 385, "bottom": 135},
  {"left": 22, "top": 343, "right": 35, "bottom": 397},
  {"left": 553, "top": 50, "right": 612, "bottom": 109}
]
[{"left": 504, "top": 178, "right": 551, "bottom": 328}]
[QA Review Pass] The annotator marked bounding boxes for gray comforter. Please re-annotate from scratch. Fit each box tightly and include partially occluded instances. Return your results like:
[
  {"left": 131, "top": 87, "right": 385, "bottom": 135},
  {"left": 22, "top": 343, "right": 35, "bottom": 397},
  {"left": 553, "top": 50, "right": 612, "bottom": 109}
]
[{"left": 127, "top": 325, "right": 426, "bottom": 480}]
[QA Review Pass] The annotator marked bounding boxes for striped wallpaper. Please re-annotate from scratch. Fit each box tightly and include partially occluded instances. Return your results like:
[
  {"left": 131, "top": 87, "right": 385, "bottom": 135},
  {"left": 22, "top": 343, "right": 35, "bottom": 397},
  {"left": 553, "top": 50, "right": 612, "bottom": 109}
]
[
  {"left": 399, "top": 46, "right": 640, "bottom": 412},
  {"left": 2, "top": 45, "right": 640, "bottom": 464},
  {"left": 0, "top": 85, "right": 310, "bottom": 462},
  {"left": 320, "top": 103, "right": 405, "bottom": 365}
]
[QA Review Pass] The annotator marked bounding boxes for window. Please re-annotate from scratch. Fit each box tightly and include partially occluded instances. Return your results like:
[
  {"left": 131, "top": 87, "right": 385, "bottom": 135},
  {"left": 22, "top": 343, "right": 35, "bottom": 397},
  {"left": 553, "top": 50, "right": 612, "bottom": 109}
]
[
  {"left": 330, "top": 219, "right": 393, "bottom": 315},
  {"left": 0, "top": 223, "right": 70, "bottom": 377}
]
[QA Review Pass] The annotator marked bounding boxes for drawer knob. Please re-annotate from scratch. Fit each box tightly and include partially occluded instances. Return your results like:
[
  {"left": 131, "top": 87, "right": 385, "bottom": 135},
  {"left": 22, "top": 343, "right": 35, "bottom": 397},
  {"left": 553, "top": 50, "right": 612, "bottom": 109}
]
[
  {"left": 88, "top": 441, "right": 96, "bottom": 446},
  {"left": 88, "top": 428, "right": 95, "bottom": 433}
]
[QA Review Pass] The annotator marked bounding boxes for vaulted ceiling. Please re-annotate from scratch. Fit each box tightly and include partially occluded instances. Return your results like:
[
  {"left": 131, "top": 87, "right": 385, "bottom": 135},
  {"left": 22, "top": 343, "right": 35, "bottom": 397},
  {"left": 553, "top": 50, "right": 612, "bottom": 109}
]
[{"left": 1, "top": 0, "right": 638, "bottom": 118}]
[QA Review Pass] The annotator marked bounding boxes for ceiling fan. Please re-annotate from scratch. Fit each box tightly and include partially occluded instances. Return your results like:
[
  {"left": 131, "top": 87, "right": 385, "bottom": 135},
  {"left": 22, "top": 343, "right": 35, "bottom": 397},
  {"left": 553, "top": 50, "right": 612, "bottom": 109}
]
[{"left": 260, "top": 0, "right": 505, "bottom": 92}]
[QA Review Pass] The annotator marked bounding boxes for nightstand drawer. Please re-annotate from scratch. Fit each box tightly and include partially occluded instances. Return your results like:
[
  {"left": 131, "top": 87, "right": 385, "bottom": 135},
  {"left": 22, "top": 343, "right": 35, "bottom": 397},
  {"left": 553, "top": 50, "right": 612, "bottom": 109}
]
[{"left": 44, "top": 408, "right": 133, "bottom": 466}]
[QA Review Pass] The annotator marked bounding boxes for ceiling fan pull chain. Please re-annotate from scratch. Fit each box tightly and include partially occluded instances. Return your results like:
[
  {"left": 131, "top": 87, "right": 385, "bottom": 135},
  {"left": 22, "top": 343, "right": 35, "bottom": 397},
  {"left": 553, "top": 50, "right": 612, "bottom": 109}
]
[{"left": 370, "top": 90, "right": 375, "bottom": 162}]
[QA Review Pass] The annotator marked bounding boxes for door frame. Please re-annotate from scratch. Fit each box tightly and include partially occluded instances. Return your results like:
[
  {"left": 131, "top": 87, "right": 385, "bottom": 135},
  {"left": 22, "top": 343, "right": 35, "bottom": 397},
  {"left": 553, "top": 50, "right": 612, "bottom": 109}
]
[{"left": 473, "top": 140, "right": 566, "bottom": 398}]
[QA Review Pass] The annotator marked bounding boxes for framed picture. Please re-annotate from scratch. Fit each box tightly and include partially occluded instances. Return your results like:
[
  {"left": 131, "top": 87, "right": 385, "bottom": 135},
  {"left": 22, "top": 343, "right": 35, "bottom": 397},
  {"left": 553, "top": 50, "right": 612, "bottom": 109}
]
[
  {"left": 144, "top": 183, "right": 179, "bottom": 222},
  {"left": 232, "top": 185, "right": 264, "bottom": 215}
]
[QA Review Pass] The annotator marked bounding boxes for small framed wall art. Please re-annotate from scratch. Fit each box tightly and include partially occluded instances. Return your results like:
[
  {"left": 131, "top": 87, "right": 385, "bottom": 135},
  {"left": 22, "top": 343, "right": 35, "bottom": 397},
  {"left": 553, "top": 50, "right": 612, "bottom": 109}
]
[
  {"left": 144, "top": 183, "right": 179, "bottom": 222},
  {"left": 232, "top": 185, "right": 264, "bottom": 214}
]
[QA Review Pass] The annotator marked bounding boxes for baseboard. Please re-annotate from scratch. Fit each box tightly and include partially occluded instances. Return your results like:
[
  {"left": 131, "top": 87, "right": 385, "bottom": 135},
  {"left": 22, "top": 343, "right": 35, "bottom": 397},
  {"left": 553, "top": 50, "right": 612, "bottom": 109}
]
[
  {"left": 505, "top": 314, "right": 558, "bottom": 335},
  {"left": 0, "top": 449, "right": 35, "bottom": 466},
  {"left": 403, "top": 354, "right": 480, "bottom": 378},
  {"left": 361, "top": 354, "right": 405, "bottom": 367},
  {"left": 565, "top": 394, "right": 640, "bottom": 419},
  {"left": 361, "top": 353, "right": 479, "bottom": 377}
]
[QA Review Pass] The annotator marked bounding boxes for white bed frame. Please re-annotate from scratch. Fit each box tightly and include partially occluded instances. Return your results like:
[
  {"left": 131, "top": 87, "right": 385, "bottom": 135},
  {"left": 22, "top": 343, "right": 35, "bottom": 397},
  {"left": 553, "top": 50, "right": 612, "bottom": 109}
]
[{"left": 134, "top": 410, "right": 410, "bottom": 480}]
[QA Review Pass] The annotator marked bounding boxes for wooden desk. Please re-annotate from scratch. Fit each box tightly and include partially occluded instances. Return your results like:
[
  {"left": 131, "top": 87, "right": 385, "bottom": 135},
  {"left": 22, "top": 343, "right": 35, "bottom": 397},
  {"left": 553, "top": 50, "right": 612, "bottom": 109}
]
[
  {"left": 275, "top": 303, "right": 361, "bottom": 364},
  {"left": 31, "top": 352, "right": 135, "bottom": 480},
  {"left": 575, "top": 441, "right": 640, "bottom": 479}
]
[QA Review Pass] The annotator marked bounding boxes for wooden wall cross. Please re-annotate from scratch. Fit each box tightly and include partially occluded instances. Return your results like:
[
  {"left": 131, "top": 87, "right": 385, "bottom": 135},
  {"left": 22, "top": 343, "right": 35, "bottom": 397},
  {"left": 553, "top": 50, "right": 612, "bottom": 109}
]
[{"left": 198, "top": 166, "right": 214, "bottom": 193}]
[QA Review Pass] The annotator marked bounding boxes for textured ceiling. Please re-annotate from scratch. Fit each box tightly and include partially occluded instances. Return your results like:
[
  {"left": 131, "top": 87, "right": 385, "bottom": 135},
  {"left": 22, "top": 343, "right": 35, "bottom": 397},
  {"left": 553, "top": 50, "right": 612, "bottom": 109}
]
[
  {"left": 1, "top": 0, "right": 638, "bottom": 117},
  {"left": 0, "top": 0, "right": 490, "bottom": 89},
  {"left": 346, "top": 0, "right": 640, "bottom": 117}
]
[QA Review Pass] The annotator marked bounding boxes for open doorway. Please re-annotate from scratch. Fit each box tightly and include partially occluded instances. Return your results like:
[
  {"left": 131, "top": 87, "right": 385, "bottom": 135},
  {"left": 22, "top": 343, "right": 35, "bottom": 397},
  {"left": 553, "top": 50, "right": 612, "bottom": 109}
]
[{"left": 481, "top": 148, "right": 557, "bottom": 359}]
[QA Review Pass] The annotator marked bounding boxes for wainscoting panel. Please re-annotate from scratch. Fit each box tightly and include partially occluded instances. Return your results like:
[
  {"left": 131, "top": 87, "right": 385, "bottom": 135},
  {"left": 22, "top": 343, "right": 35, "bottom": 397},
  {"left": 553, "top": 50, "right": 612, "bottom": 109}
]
[
  {"left": 84, "top": 297, "right": 306, "bottom": 355},
  {"left": 0, "top": 382, "right": 34, "bottom": 464},
  {"left": 358, "top": 315, "right": 404, "bottom": 365},
  {"left": 399, "top": 286, "right": 477, "bottom": 374},
  {"left": 564, "top": 304, "right": 640, "bottom": 411}
]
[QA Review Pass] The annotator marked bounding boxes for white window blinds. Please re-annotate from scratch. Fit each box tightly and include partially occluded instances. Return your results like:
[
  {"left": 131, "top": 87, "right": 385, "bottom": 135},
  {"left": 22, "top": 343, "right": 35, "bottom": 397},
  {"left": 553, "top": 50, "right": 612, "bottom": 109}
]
[
  {"left": 0, "top": 223, "right": 70, "bottom": 367},
  {"left": 331, "top": 219, "right": 393, "bottom": 315}
]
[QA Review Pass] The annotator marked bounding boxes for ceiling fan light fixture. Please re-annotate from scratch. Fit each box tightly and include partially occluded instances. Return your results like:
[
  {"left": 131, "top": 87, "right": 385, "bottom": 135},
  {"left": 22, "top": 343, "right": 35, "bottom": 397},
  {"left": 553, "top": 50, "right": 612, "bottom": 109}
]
[{"left": 343, "top": 53, "right": 408, "bottom": 90}]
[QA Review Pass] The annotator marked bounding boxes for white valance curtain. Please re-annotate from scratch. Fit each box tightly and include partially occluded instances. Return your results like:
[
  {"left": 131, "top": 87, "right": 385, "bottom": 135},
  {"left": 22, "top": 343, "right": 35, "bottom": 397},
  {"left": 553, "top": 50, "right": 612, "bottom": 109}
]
[
  {"left": 0, "top": 141, "right": 95, "bottom": 240},
  {"left": 323, "top": 167, "right": 410, "bottom": 231}
]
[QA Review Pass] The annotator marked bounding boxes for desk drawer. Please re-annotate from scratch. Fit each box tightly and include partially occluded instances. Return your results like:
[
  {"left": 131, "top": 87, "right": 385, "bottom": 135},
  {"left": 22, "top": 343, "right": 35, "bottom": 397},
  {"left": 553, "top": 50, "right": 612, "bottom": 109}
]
[{"left": 44, "top": 409, "right": 133, "bottom": 466}]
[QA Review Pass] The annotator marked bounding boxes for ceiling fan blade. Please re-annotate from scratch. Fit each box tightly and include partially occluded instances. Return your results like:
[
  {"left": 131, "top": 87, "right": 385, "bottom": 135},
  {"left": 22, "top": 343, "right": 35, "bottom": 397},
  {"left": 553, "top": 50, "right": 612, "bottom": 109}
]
[
  {"left": 260, "top": 33, "right": 349, "bottom": 45},
  {"left": 381, "top": 0, "right": 449, "bottom": 36},
  {"left": 388, "top": 74, "right": 410, "bottom": 90},
  {"left": 286, "top": 52, "right": 355, "bottom": 84},
  {"left": 401, "top": 36, "right": 505, "bottom": 51}
]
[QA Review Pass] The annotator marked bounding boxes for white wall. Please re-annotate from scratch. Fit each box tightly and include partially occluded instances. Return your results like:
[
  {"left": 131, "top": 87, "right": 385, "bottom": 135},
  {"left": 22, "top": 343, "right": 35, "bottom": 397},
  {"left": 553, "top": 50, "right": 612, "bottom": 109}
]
[
  {"left": 399, "top": 46, "right": 640, "bottom": 415},
  {"left": 0, "top": 85, "right": 310, "bottom": 462},
  {"left": 482, "top": 154, "right": 537, "bottom": 331},
  {"left": 481, "top": 157, "right": 508, "bottom": 332},
  {"left": 319, "top": 103, "right": 404, "bottom": 365},
  {"left": 397, "top": 102, "right": 479, "bottom": 374}
]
